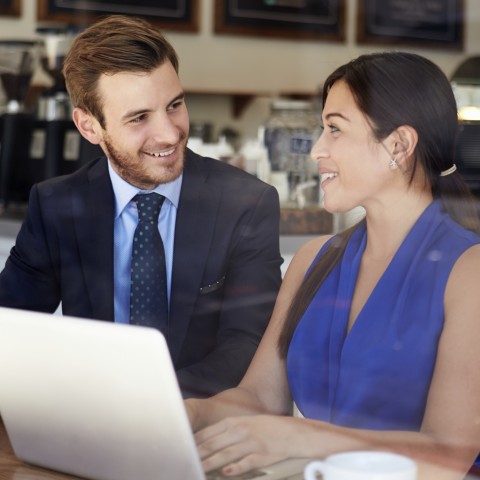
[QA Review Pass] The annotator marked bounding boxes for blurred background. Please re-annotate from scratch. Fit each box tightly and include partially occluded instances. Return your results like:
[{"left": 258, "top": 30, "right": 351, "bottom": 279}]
[{"left": 0, "top": 0, "right": 478, "bottom": 248}]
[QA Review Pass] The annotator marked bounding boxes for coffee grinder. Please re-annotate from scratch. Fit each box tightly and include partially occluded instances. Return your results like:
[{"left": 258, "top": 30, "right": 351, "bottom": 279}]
[
  {"left": 35, "top": 28, "right": 85, "bottom": 179},
  {"left": 0, "top": 40, "right": 39, "bottom": 210}
]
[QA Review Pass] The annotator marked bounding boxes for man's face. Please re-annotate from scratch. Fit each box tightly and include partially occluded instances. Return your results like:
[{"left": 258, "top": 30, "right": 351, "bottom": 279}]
[{"left": 94, "top": 62, "right": 189, "bottom": 189}]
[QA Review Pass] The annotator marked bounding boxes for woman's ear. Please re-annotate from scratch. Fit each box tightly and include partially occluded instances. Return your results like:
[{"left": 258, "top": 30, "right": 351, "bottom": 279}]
[
  {"left": 72, "top": 108, "right": 102, "bottom": 145},
  {"left": 391, "top": 125, "right": 418, "bottom": 167}
]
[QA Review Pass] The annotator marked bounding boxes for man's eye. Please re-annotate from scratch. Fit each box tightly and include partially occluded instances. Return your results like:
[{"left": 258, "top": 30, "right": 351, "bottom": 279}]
[
  {"left": 169, "top": 100, "right": 184, "bottom": 111},
  {"left": 130, "top": 114, "right": 146, "bottom": 124}
]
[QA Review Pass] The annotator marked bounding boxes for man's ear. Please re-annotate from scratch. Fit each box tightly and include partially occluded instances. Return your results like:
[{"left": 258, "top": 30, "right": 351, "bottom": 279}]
[
  {"left": 72, "top": 108, "right": 102, "bottom": 145},
  {"left": 391, "top": 125, "right": 418, "bottom": 167}
]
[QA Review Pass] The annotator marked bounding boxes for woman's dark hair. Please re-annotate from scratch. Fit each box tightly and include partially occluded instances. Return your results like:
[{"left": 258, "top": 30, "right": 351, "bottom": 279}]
[{"left": 278, "top": 51, "right": 480, "bottom": 358}]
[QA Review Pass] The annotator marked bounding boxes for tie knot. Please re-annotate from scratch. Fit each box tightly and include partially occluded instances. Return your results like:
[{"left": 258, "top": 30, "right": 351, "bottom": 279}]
[{"left": 133, "top": 193, "right": 165, "bottom": 223}]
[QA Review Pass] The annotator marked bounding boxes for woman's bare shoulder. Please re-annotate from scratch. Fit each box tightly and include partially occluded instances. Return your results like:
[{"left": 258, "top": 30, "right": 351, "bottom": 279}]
[
  {"left": 445, "top": 243, "right": 480, "bottom": 305},
  {"left": 297, "top": 235, "right": 333, "bottom": 260},
  {"left": 447, "top": 243, "right": 480, "bottom": 289},
  {"left": 284, "top": 235, "right": 333, "bottom": 282}
]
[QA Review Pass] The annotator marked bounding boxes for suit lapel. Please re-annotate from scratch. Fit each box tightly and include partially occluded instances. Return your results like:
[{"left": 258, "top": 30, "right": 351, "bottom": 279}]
[
  {"left": 168, "top": 152, "right": 221, "bottom": 363},
  {"left": 74, "top": 158, "right": 115, "bottom": 320},
  {"left": 70, "top": 153, "right": 220, "bottom": 343}
]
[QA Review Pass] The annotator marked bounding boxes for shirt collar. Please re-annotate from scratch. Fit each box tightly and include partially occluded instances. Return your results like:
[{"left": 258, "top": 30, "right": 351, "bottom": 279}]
[{"left": 107, "top": 159, "right": 183, "bottom": 218}]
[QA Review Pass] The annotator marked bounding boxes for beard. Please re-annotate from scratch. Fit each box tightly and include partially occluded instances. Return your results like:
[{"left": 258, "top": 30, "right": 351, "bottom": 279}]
[{"left": 103, "top": 132, "right": 187, "bottom": 189}]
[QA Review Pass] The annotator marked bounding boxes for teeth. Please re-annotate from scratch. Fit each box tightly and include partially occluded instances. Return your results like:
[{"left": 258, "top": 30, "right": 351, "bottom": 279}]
[
  {"left": 322, "top": 173, "right": 338, "bottom": 180},
  {"left": 149, "top": 148, "right": 175, "bottom": 157}
]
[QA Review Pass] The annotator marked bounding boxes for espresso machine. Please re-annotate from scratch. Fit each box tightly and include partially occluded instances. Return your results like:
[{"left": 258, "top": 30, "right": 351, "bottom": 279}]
[
  {"left": 34, "top": 28, "right": 102, "bottom": 181},
  {"left": 0, "top": 40, "right": 39, "bottom": 210},
  {"left": 35, "top": 29, "right": 81, "bottom": 178}
]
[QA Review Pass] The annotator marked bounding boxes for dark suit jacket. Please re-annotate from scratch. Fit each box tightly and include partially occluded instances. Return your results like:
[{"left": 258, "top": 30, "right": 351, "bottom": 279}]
[{"left": 0, "top": 149, "right": 283, "bottom": 397}]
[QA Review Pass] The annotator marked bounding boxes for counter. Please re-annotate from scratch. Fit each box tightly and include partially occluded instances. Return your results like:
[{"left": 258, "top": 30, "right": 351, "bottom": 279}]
[
  {"left": 0, "top": 210, "right": 333, "bottom": 275},
  {"left": 280, "top": 207, "right": 333, "bottom": 236}
]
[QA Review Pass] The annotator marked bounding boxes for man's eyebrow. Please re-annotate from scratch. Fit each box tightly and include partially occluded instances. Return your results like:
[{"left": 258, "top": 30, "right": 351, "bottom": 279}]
[
  {"left": 121, "top": 108, "right": 150, "bottom": 121},
  {"left": 121, "top": 93, "right": 186, "bottom": 121},
  {"left": 169, "top": 92, "right": 185, "bottom": 105}
]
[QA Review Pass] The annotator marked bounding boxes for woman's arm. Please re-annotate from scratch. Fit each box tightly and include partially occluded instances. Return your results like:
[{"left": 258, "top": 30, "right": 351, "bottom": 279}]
[
  {"left": 416, "top": 243, "right": 480, "bottom": 473},
  {"left": 190, "top": 243, "right": 480, "bottom": 480},
  {"left": 185, "top": 235, "right": 330, "bottom": 432}
]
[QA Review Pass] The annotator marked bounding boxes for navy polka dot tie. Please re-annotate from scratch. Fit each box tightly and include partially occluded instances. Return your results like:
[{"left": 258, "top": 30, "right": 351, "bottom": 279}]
[{"left": 130, "top": 193, "right": 168, "bottom": 334}]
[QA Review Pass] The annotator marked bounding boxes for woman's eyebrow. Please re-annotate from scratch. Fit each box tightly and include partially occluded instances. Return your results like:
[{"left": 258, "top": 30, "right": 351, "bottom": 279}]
[{"left": 324, "top": 112, "right": 350, "bottom": 122}]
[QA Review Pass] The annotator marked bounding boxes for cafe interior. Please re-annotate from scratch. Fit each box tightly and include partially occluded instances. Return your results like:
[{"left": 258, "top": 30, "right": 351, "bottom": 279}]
[{"left": 0, "top": 0, "right": 479, "bottom": 479}]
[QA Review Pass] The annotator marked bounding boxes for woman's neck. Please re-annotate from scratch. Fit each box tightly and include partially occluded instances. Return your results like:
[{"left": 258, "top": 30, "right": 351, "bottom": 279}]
[{"left": 363, "top": 189, "right": 433, "bottom": 260}]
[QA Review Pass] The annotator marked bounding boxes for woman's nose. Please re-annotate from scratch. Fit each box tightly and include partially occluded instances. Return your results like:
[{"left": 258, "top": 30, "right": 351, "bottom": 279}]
[{"left": 310, "top": 131, "right": 327, "bottom": 162}]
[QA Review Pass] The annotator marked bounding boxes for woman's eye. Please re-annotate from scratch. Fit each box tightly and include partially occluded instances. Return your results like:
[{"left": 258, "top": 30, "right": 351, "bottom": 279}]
[{"left": 328, "top": 124, "right": 339, "bottom": 133}]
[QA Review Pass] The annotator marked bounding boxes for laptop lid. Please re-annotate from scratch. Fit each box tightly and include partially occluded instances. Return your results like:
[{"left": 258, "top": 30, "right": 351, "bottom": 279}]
[{"left": 0, "top": 307, "right": 205, "bottom": 480}]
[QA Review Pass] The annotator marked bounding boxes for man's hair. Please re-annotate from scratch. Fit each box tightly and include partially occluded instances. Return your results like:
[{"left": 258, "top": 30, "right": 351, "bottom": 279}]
[{"left": 63, "top": 15, "right": 179, "bottom": 127}]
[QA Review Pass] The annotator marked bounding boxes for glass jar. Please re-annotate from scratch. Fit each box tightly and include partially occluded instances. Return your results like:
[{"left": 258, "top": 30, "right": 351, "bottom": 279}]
[{"left": 263, "top": 99, "right": 321, "bottom": 207}]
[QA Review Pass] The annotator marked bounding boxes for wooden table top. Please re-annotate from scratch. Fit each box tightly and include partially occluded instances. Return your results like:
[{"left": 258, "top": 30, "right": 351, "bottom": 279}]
[
  {"left": 1, "top": 416, "right": 479, "bottom": 480},
  {"left": 0, "top": 419, "right": 81, "bottom": 480}
]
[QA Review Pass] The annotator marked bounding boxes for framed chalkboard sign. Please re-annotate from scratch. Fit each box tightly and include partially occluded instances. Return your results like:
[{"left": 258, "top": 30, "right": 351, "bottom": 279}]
[
  {"left": 0, "top": 0, "right": 20, "bottom": 16},
  {"left": 357, "top": 0, "right": 463, "bottom": 50},
  {"left": 37, "top": 0, "right": 199, "bottom": 32},
  {"left": 215, "top": 0, "right": 346, "bottom": 42}
]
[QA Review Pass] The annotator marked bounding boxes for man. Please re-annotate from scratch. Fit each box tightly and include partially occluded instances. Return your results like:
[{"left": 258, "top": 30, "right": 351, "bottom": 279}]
[{"left": 0, "top": 15, "right": 283, "bottom": 398}]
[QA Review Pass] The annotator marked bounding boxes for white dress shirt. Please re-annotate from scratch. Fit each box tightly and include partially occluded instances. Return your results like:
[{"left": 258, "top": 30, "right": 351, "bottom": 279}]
[{"left": 108, "top": 161, "right": 182, "bottom": 324}]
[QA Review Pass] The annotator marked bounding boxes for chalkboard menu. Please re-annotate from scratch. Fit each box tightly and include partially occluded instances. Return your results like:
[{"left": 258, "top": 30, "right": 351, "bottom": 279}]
[
  {"left": 357, "top": 0, "right": 463, "bottom": 50},
  {"left": 37, "top": 0, "right": 198, "bottom": 32},
  {"left": 215, "top": 0, "right": 345, "bottom": 42},
  {"left": 0, "top": 0, "right": 20, "bottom": 16}
]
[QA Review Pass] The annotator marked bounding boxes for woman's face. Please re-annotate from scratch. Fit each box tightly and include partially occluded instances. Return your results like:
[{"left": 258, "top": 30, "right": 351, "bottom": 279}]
[{"left": 311, "top": 80, "right": 396, "bottom": 213}]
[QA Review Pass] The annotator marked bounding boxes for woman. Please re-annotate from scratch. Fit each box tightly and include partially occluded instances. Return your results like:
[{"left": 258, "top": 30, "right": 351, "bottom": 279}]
[{"left": 186, "top": 52, "right": 480, "bottom": 479}]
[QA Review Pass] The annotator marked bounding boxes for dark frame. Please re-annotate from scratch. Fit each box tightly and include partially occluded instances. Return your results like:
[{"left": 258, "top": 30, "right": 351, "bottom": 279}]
[
  {"left": 214, "top": 0, "right": 346, "bottom": 42},
  {"left": 0, "top": 0, "right": 20, "bottom": 16},
  {"left": 37, "top": 0, "right": 199, "bottom": 32},
  {"left": 357, "top": 0, "right": 464, "bottom": 50}
]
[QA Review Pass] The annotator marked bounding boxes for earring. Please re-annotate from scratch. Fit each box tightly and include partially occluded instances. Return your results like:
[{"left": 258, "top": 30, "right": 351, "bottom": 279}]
[{"left": 389, "top": 157, "right": 398, "bottom": 170}]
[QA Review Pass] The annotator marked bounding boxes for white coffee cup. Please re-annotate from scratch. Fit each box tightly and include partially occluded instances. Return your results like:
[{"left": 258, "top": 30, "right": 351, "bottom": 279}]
[{"left": 304, "top": 451, "right": 417, "bottom": 480}]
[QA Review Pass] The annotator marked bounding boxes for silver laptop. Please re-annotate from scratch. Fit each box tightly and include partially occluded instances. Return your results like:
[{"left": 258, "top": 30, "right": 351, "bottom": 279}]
[{"left": 0, "top": 307, "right": 308, "bottom": 480}]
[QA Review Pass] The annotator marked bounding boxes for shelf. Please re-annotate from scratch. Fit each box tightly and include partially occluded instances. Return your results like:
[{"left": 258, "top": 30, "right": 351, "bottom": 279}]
[
  {"left": 185, "top": 89, "right": 318, "bottom": 118},
  {"left": 280, "top": 207, "right": 333, "bottom": 235},
  {"left": 28, "top": 84, "right": 318, "bottom": 119}
]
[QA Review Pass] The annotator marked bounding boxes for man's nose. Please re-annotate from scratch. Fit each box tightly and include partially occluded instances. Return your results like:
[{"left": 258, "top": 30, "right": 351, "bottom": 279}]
[{"left": 151, "top": 114, "right": 180, "bottom": 145}]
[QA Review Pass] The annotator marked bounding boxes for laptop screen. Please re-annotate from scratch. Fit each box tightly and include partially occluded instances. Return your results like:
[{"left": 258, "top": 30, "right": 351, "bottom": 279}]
[{"left": 0, "top": 307, "right": 204, "bottom": 480}]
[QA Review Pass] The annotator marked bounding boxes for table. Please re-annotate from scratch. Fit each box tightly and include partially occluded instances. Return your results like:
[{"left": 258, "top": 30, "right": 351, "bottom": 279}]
[
  {"left": 1, "top": 416, "right": 479, "bottom": 480},
  {"left": 0, "top": 419, "right": 81, "bottom": 480}
]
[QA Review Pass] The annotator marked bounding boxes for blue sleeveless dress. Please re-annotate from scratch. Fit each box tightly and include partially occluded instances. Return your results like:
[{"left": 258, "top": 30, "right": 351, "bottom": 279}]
[{"left": 287, "top": 200, "right": 480, "bottom": 432}]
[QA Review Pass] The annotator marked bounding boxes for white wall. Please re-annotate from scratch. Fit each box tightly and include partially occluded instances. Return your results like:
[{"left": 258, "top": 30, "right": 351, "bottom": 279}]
[
  {"left": 173, "top": 0, "right": 480, "bottom": 93},
  {"left": 177, "top": 0, "right": 480, "bottom": 139},
  {"left": 1, "top": 0, "right": 479, "bottom": 139}
]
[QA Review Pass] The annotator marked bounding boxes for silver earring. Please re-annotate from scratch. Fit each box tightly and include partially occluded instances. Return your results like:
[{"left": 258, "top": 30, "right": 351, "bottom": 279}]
[{"left": 389, "top": 157, "right": 398, "bottom": 169}]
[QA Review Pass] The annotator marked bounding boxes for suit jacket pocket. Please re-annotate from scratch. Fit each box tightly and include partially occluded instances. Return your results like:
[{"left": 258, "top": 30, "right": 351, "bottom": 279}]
[{"left": 199, "top": 275, "right": 226, "bottom": 295}]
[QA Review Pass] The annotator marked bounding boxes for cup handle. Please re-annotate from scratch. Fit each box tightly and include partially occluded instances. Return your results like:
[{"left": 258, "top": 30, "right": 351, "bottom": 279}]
[{"left": 304, "top": 460, "right": 327, "bottom": 480}]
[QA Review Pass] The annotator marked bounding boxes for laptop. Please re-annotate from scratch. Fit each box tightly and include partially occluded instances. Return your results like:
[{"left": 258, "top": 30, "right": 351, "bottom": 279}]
[{"left": 0, "top": 307, "right": 309, "bottom": 480}]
